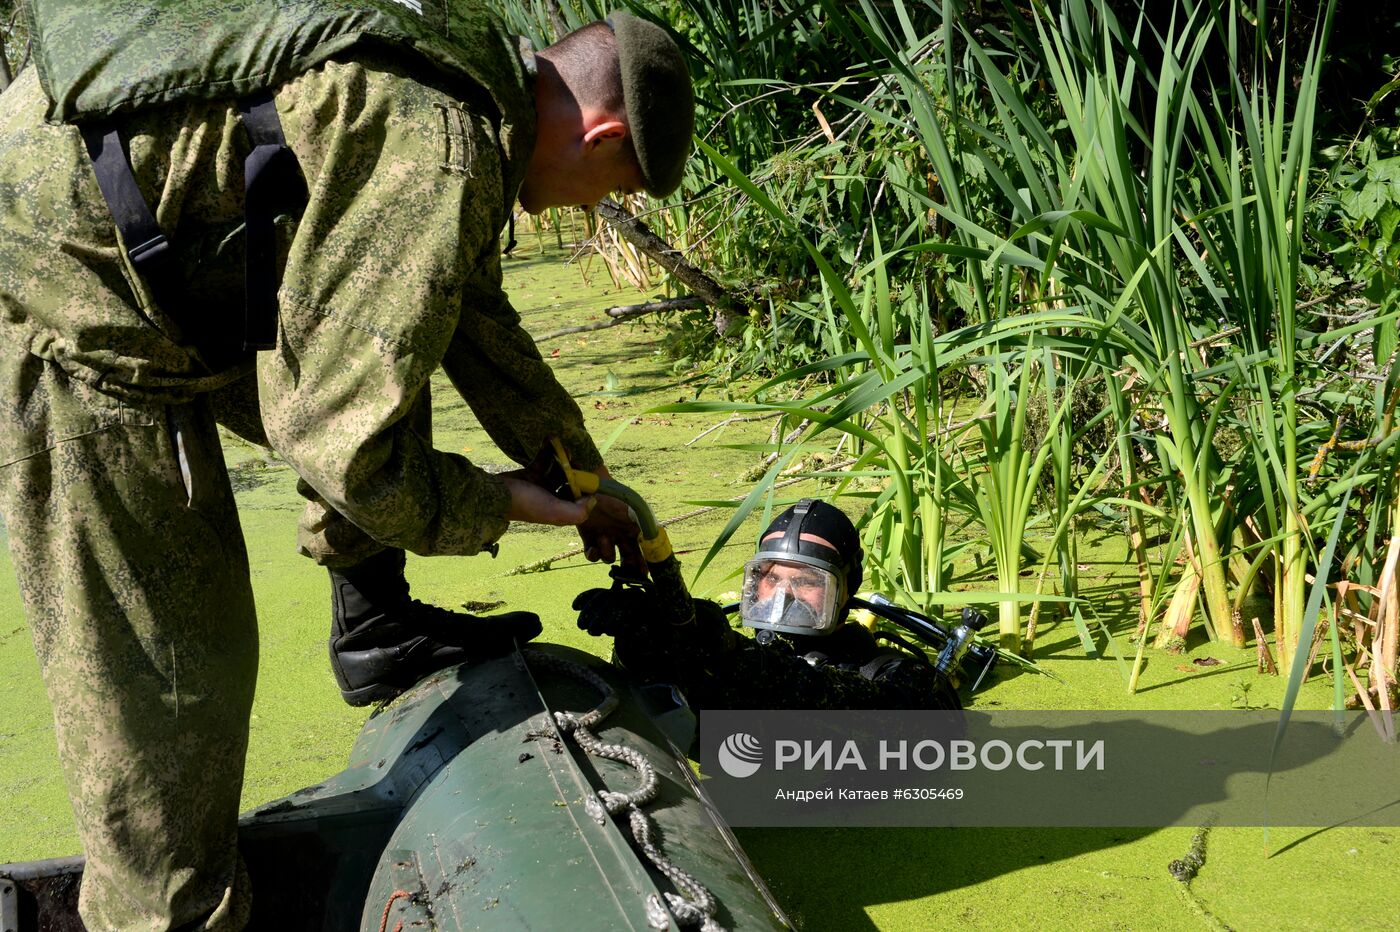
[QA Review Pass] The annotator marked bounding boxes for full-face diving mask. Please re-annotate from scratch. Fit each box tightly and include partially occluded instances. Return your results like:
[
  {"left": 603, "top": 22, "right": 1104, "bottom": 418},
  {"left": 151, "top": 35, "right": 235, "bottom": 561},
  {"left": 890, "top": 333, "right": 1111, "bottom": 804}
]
[
  {"left": 739, "top": 499, "right": 862, "bottom": 637},
  {"left": 740, "top": 555, "right": 844, "bottom": 635}
]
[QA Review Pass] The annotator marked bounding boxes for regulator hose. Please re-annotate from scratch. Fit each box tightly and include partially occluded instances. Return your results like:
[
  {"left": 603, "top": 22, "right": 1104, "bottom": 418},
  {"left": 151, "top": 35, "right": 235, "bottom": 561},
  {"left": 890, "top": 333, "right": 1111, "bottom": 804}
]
[{"left": 551, "top": 438, "right": 696, "bottom": 627}]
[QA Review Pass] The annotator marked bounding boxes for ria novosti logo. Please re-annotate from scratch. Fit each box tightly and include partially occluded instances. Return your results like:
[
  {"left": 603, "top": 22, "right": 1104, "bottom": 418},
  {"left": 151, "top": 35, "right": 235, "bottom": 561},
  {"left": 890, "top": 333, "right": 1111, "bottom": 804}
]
[{"left": 717, "top": 732, "right": 764, "bottom": 778}]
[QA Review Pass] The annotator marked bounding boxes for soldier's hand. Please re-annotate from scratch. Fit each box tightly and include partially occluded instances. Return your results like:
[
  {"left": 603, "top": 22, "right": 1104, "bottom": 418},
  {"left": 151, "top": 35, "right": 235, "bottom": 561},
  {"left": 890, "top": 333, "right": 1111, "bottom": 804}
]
[
  {"left": 577, "top": 493, "right": 646, "bottom": 572},
  {"left": 502, "top": 475, "right": 596, "bottom": 526},
  {"left": 577, "top": 464, "right": 646, "bottom": 574}
]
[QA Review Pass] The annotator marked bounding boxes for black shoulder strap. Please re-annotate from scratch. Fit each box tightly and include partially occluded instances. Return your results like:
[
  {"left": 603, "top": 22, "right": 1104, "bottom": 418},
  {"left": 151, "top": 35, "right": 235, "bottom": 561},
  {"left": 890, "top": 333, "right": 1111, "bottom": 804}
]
[
  {"left": 80, "top": 123, "right": 179, "bottom": 334},
  {"left": 81, "top": 91, "right": 306, "bottom": 355},
  {"left": 80, "top": 125, "right": 171, "bottom": 269},
  {"left": 238, "top": 90, "right": 306, "bottom": 351}
]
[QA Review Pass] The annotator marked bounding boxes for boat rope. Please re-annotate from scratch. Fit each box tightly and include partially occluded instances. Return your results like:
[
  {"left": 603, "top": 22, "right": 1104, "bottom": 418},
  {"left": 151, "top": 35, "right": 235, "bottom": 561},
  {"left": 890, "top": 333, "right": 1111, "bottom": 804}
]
[
  {"left": 376, "top": 888, "right": 412, "bottom": 932},
  {"left": 527, "top": 650, "right": 725, "bottom": 932}
]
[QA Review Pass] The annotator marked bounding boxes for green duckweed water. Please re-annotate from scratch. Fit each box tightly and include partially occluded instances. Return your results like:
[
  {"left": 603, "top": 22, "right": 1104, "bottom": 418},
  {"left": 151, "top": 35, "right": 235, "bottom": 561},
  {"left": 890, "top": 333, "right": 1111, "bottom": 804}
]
[{"left": 1, "top": 245, "right": 1394, "bottom": 931}]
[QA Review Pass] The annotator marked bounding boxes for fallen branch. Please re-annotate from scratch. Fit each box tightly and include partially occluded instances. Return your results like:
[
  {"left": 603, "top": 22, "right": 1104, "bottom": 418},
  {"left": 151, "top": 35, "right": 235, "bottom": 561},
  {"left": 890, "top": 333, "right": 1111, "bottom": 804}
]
[
  {"left": 687, "top": 412, "right": 782, "bottom": 446},
  {"left": 926, "top": 411, "right": 995, "bottom": 445},
  {"left": 749, "top": 419, "right": 812, "bottom": 474},
  {"left": 535, "top": 297, "right": 705, "bottom": 343},
  {"left": 1187, "top": 326, "right": 1242, "bottom": 350},
  {"left": 592, "top": 198, "right": 744, "bottom": 334}
]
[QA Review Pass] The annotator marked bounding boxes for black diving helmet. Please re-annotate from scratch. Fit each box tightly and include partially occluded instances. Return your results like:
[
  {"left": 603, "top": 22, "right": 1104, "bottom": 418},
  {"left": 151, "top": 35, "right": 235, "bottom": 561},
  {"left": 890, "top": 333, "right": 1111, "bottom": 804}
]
[{"left": 740, "top": 499, "right": 863, "bottom": 637}]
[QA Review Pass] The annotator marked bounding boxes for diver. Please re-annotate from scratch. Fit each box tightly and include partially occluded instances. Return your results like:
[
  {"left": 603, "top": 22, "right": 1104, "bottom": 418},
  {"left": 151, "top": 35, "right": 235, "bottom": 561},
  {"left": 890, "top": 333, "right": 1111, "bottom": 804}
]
[{"left": 574, "top": 499, "right": 986, "bottom": 710}]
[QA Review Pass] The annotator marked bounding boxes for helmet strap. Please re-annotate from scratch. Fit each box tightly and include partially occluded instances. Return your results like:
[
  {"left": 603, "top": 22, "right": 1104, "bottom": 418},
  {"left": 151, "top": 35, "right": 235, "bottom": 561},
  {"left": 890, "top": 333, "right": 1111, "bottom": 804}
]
[{"left": 781, "top": 498, "right": 816, "bottom": 553}]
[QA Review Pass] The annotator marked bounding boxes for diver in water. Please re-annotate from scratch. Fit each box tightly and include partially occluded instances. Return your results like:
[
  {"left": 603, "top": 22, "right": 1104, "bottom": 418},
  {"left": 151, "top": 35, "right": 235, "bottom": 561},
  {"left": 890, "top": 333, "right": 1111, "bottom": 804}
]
[{"left": 574, "top": 499, "right": 976, "bottom": 710}]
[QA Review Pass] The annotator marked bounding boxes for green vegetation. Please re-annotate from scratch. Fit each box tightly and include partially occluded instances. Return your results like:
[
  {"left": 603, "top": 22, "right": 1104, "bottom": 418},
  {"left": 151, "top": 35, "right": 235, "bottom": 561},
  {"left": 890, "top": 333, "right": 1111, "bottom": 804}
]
[
  {"left": 0, "top": 1, "right": 27, "bottom": 93},
  {"left": 508, "top": 4, "right": 1400, "bottom": 919},
  {"left": 533, "top": 0, "right": 1400, "bottom": 714}
]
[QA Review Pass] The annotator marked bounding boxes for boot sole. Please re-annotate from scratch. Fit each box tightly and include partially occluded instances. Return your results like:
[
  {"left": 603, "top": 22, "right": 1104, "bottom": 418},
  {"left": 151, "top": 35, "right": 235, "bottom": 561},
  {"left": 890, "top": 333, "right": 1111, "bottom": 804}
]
[
  {"left": 329, "top": 640, "right": 413, "bottom": 707},
  {"left": 338, "top": 679, "right": 405, "bottom": 707}
]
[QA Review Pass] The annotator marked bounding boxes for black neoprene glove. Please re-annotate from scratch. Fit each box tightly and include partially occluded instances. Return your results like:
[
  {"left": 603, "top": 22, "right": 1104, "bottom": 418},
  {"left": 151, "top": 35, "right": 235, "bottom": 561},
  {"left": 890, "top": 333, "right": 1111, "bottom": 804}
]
[
  {"left": 612, "top": 596, "right": 737, "bottom": 685},
  {"left": 573, "top": 579, "right": 655, "bottom": 637},
  {"left": 691, "top": 597, "right": 738, "bottom": 654}
]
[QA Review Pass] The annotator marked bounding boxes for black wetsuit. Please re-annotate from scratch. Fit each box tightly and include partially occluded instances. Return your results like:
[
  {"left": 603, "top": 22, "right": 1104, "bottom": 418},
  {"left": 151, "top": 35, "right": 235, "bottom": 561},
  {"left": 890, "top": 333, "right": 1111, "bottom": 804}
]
[{"left": 576, "top": 589, "right": 962, "bottom": 710}]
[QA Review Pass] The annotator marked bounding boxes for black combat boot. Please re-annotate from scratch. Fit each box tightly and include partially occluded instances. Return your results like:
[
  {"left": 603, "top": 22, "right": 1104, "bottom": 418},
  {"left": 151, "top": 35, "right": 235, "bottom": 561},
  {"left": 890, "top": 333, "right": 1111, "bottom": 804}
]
[{"left": 328, "top": 548, "right": 542, "bottom": 706}]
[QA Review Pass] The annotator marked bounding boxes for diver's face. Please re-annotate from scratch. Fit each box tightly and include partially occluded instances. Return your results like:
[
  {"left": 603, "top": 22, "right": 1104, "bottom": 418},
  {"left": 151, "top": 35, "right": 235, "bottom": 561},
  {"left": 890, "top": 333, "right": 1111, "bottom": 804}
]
[
  {"left": 753, "top": 561, "right": 831, "bottom": 615},
  {"left": 753, "top": 530, "right": 840, "bottom": 615}
]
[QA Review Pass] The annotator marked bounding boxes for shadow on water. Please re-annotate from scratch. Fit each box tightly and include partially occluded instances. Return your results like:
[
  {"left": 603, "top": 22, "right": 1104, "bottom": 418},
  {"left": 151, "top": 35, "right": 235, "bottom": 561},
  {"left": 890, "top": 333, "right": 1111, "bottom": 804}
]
[
  {"left": 736, "top": 825, "right": 1158, "bottom": 930},
  {"left": 227, "top": 459, "right": 280, "bottom": 494}
]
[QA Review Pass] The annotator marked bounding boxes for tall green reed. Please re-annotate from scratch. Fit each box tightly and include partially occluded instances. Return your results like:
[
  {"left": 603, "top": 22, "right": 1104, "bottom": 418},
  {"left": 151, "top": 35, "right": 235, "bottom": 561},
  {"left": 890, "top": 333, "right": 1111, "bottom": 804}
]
[{"left": 502, "top": 0, "right": 1389, "bottom": 698}]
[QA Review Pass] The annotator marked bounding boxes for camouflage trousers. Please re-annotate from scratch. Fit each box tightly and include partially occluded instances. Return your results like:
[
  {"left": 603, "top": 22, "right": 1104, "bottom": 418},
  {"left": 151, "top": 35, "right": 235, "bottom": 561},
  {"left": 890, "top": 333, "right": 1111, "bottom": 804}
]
[{"left": 0, "top": 350, "right": 258, "bottom": 932}]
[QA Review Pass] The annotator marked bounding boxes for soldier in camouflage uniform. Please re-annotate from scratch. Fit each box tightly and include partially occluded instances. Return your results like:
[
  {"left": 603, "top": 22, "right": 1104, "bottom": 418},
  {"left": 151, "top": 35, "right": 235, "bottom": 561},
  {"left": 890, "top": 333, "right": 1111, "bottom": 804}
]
[
  {"left": 575, "top": 501, "right": 964, "bottom": 711},
  {"left": 0, "top": 2, "right": 693, "bottom": 929}
]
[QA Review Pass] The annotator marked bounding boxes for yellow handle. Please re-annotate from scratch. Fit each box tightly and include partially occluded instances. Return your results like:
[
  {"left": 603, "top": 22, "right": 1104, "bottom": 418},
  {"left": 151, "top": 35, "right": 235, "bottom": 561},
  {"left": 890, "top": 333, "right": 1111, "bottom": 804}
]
[
  {"left": 549, "top": 437, "right": 599, "bottom": 495},
  {"left": 549, "top": 436, "right": 668, "bottom": 559},
  {"left": 639, "top": 527, "right": 674, "bottom": 564}
]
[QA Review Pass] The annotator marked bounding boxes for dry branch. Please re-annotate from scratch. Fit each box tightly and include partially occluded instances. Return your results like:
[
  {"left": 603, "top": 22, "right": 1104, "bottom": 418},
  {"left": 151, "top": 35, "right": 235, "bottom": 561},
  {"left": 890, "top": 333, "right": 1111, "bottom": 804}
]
[
  {"left": 535, "top": 297, "right": 705, "bottom": 343},
  {"left": 687, "top": 412, "right": 782, "bottom": 446},
  {"left": 1021, "top": 569, "right": 1053, "bottom": 662},
  {"left": 1187, "top": 326, "right": 1241, "bottom": 350},
  {"left": 1301, "top": 617, "right": 1329, "bottom": 684},
  {"left": 592, "top": 198, "right": 744, "bottom": 334},
  {"left": 739, "top": 416, "right": 818, "bottom": 481},
  {"left": 1251, "top": 616, "right": 1277, "bottom": 675}
]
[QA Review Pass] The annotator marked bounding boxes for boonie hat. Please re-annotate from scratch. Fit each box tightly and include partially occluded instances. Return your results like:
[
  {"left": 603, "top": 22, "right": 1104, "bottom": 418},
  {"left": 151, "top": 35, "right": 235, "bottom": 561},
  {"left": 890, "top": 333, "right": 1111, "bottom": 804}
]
[{"left": 606, "top": 10, "right": 694, "bottom": 197}]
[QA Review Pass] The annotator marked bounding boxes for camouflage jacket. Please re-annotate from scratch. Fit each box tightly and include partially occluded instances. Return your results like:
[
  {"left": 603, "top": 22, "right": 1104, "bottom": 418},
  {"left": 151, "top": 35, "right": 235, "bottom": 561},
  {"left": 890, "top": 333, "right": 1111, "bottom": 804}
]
[{"left": 0, "top": 15, "right": 601, "bottom": 557}]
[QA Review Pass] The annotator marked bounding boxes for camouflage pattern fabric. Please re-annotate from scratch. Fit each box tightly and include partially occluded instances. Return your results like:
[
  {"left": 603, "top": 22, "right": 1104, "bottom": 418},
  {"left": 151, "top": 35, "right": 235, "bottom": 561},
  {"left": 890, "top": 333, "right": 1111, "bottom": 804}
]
[
  {"left": 26, "top": 0, "right": 533, "bottom": 134},
  {"left": 0, "top": 42, "right": 599, "bottom": 932}
]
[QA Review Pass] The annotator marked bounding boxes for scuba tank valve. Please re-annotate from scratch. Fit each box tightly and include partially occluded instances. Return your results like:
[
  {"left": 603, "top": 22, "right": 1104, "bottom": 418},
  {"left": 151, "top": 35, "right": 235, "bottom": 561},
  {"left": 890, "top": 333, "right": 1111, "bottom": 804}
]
[
  {"left": 854, "top": 594, "right": 998, "bottom": 691},
  {"left": 935, "top": 606, "right": 989, "bottom": 681}
]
